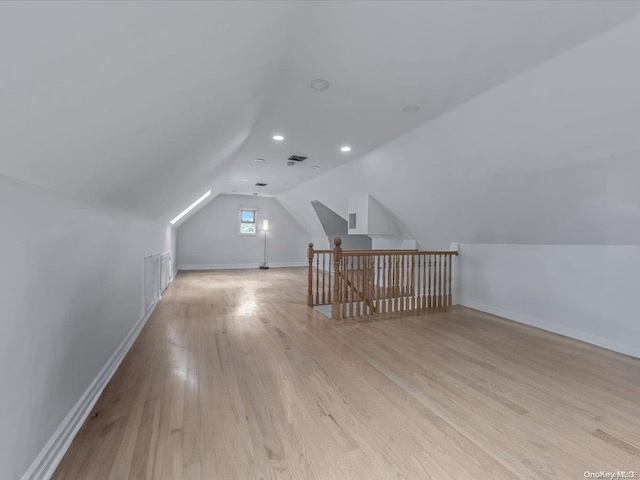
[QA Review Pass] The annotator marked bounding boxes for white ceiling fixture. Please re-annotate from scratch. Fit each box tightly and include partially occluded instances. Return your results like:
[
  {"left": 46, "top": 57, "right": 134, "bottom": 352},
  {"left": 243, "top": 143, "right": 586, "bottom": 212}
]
[
  {"left": 311, "top": 165, "right": 320, "bottom": 169},
  {"left": 340, "top": 146, "right": 351, "bottom": 152},
  {"left": 402, "top": 105, "right": 421, "bottom": 114},
  {"left": 272, "top": 135, "right": 284, "bottom": 141},
  {"left": 169, "top": 190, "right": 211, "bottom": 224},
  {"left": 255, "top": 158, "right": 266, "bottom": 163},
  {"left": 310, "top": 79, "right": 331, "bottom": 91}
]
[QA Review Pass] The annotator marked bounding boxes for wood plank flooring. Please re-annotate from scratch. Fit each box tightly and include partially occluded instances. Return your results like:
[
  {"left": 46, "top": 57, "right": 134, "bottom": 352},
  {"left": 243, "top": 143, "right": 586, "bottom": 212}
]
[{"left": 54, "top": 268, "right": 640, "bottom": 479}]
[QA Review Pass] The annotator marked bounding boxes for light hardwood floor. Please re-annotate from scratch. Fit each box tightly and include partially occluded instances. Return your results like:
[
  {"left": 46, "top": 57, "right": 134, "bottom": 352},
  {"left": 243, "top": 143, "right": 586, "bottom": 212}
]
[{"left": 54, "top": 268, "right": 640, "bottom": 479}]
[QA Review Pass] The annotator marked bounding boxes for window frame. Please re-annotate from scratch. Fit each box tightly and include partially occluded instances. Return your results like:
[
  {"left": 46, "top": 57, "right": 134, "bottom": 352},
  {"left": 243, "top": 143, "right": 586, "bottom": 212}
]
[{"left": 238, "top": 207, "right": 259, "bottom": 236}]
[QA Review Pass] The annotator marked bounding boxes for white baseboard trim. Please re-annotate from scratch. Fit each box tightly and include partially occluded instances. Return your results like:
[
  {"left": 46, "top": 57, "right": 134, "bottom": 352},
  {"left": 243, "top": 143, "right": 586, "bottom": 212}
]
[
  {"left": 461, "top": 299, "right": 640, "bottom": 359},
  {"left": 179, "top": 261, "right": 307, "bottom": 271},
  {"left": 22, "top": 293, "right": 170, "bottom": 479}
]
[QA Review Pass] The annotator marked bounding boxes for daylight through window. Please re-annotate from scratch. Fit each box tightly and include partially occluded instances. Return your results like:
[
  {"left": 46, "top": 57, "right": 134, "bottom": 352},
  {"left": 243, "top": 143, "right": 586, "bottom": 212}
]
[{"left": 239, "top": 209, "right": 256, "bottom": 234}]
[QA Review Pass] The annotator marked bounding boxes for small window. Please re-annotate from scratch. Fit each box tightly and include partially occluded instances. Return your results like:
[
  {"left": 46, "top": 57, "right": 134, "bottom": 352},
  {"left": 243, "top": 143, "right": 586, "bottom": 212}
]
[{"left": 239, "top": 209, "right": 257, "bottom": 234}]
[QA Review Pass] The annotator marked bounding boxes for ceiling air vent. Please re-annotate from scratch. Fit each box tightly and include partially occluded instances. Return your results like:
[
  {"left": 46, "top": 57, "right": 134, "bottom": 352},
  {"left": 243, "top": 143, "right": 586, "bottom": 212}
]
[
  {"left": 288, "top": 155, "right": 307, "bottom": 162},
  {"left": 255, "top": 182, "right": 267, "bottom": 187}
]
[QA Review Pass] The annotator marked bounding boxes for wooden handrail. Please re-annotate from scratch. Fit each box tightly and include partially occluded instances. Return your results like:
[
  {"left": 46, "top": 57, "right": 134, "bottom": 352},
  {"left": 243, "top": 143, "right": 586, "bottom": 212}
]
[
  {"left": 343, "top": 250, "right": 458, "bottom": 256},
  {"left": 308, "top": 237, "right": 459, "bottom": 320}
]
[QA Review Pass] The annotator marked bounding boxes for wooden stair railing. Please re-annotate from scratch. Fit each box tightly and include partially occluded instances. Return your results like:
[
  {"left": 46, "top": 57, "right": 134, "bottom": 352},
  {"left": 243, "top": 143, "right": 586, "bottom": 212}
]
[{"left": 308, "top": 237, "right": 459, "bottom": 320}]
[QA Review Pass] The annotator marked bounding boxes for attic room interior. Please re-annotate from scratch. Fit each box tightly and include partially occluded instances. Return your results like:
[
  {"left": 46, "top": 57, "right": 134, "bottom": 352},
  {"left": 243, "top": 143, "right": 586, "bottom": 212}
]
[{"left": 2, "top": 1, "right": 639, "bottom": 479}]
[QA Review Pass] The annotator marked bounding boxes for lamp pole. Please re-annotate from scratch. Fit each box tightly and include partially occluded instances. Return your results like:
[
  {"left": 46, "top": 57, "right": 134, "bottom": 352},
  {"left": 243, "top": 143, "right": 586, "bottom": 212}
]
[{"left": 259, "top": 219, "right": 269, "bottom": 269}]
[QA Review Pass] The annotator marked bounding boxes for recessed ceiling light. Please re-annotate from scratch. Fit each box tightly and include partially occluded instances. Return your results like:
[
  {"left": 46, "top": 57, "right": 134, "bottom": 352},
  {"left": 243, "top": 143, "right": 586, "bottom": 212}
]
[
  {"left": 311, "top": 165, "right": 320, "bottom": 169},
  {"left": 272, "top": 135, "right": 284, "bottom": 141},
  {"left": 340, "top": 146, "right": 351, "bottom": 152},
  {"left": 255, "top": 158, "right": 266, "bottom": 163},
  {"left": 310, "top": 79, "right": 331, "bottom": 91},
  {"left": 402, "top": 104, "right": 421, "bottom": 114}
]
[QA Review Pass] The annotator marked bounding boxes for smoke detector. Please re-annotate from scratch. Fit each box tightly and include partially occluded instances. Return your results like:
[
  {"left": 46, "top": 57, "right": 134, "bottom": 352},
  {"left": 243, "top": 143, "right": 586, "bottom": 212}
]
[{"left": 310, "top": 79, "right": 330, "bottom": 91}]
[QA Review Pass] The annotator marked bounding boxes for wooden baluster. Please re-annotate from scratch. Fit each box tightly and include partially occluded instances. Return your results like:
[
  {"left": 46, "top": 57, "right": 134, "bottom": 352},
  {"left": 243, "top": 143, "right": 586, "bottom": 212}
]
[
  {"left": 386, "top": 255, "right": 391, "bottom": 313},
  {"left": 361, "top": 256, "right": 366, "bottom": 316},
  {"left": 432, "top": 254, "right": 437, "bottom": 308},
  {"left": 384, "top": 255, "right": 391, "bottom": 313},
  {"left": 348, "top": 256, "right": 354, "bottom": 318},
  {"left": 356, "top": 256, "right": 361, "bottom": 317},
  {"left": 435, "top": 254, "right": 439, "bottom": 308},
  {"left": 363, "top": 256, "right": 368, "bottom": 316},
  {"left": 415, "top": 254, "right": 421, "bottom": 311},
  {"left": 331, "top": 237, "right": 342, "bottom": 319},
  {"left": 397, "top": 254, "right": 402, "bottom": 312},
  {"left": 363, "top": 256, "right": 369, "bottom": 316},
  {"left": 390, "top": 255, "right": 395, "bottom": 312},
  {"left": 427, "top": 255, "right": 432, "bottom": 309},
  {"left": 372, "top": 255, "right": 376, "bottom": 312},
  {"left": 342, "top": 257, "right": 347, "bottom": 319},
  {"left": 398, "top": 254, "right": 403, "bottom": 309},
  {"left": 410, "top": 254, "right": 416, "bottom": 312},
  {"left": 386, "top": 254, "right": 391, "bottom": 314},
  {"left": 417, "top": 254, "right": 422, "bottom": 310},
  {"left": 344, "top": 256, "right": 349, "bottom": 318},
  {"left": 399, "top": 254, "right": 405, "bottom": 313},
  {"left": 420, "top": 255, "right": 427, "bottom": 310},
  {"left": 373, "top": 255, "right": 380, "bottom": 313},
  {"left": 395, "top": 255, "right": 400, "bottom": 312},
  {"left": 315, "top": 252, "right": 320, "bottom": 305},
  {"left": 443, "top": 255, "right": 449, "bottom": 307},
  {"left": 439, "top": 254, "right": 443, "bottom": 308},
  {"left": 448, "top": 253, "right": 453, "bottom": 307},
  {"left": 440, "top": 255, "right": 447, "bottom": 307},
  {"left": 307, "top": 243, "right": 314, "bottom": 307},
  {"left": 439, "top": 254, "right": 443, "bottom": 307},
  {"left": 441, "top": 254, "right": 446, "bottom": 307},
  {"left": 353, "top": 256, "right": 358, "bottom": 317},
  {"left": 410, "top": 254, "right": 414, "bottom": 310},
  {"left": 362, "top": 255, "right": 367, "bottom": 316},
  {"left": 419, "top": 254, "right": 424, "bottom": 309},
  {"left": 321, "top": 253, "right": 326, "bottom": 304},
  {"left": 378, "top": 255, "right": 387, "bottom": 313},
  {"left": 328, "top": 253, "right": 332, "bottom": 304}
]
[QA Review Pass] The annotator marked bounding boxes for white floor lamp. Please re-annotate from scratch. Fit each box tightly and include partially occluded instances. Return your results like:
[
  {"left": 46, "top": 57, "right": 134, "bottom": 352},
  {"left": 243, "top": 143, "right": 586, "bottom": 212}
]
[{"left": 259, "top": 219, "right": 269, "bottom": 269}]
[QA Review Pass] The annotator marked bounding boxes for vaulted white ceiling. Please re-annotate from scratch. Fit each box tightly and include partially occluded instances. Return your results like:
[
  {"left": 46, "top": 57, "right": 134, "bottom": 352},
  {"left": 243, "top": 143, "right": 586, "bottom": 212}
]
[{"left": 1, "top": 1, "right": 639, "bottom": 223}]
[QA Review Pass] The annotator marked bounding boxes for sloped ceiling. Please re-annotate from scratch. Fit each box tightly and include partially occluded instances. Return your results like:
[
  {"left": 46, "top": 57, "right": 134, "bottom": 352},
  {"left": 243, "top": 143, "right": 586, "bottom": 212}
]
[
  {"left": 1, "top": 1, "right": 639, "bottom": 224},
  {"left": 278, "top": 15, "right": 640, "bottom": 247}
]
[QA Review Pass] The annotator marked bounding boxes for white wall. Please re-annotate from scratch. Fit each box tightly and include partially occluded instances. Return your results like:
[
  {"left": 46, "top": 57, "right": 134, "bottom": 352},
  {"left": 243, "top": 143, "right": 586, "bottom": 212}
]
[
  {"left": 177, "top": 194, "right": 308, "bottom": 269},
  {"left": 0, "top": 174, "right": 174, "bottom": 480},
  {"left": 459, "top": 244, "right": 640, "bottom": 357},
  {"left": 277, "top": 16, "right": 640, "bottom": 249}
]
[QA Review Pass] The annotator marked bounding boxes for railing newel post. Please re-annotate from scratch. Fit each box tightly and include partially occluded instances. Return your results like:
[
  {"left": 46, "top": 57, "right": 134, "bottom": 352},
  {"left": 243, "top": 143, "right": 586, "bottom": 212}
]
[
  {"left": 307, "top": 243, "right": 314, "bottom": 307},
  {"left": 331, "top": 237, "right": 342, "bottom": 319}
]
